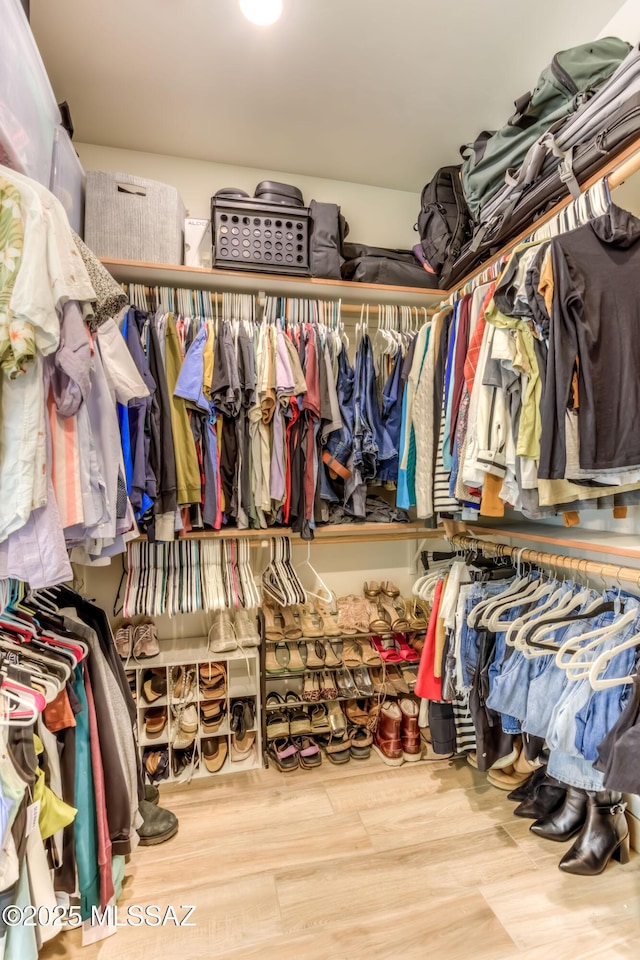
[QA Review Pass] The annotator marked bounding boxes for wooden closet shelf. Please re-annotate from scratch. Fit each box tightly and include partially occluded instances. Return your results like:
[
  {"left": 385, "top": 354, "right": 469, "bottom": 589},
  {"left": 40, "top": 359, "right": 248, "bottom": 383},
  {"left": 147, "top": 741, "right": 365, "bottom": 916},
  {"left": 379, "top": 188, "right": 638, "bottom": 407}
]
[
  {"left": 133, "top": 521, "right": 440, "bottom": 546},
  {"left": 449, "top": 135, "right": 640, "bottom": 293},
  {"left": 101, "top": 258, "right": 443, "bottom": 308},
  {"left": 467, "top": 522, "right": 640, "bottom": 563}
]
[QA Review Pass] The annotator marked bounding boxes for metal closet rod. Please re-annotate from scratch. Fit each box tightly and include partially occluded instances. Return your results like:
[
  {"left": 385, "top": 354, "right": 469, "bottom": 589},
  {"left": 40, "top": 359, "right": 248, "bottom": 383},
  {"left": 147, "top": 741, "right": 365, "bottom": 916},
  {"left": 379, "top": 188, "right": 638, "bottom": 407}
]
[{"left": 447, "top": 532, "right": 640, "bottom": 588}]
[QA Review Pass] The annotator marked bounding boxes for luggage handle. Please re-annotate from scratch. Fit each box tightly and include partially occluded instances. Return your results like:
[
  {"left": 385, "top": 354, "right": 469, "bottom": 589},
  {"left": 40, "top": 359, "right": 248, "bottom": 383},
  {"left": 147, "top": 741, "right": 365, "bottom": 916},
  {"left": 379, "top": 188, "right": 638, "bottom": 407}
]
[
  {"left": 116, "top": 181, "right": 147, "bottom": 198},
  {"left": 460, "top": 131, "right": 495, "bottom": 163},
  {"left": 507, "top": 90, "right": 533, "bottom": 127}
]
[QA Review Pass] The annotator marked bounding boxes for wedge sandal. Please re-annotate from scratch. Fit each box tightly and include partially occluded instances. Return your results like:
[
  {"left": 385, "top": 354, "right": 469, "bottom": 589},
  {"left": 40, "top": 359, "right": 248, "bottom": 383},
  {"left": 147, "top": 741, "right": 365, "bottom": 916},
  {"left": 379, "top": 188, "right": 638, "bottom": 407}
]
[
  {"left": 266, "top": 693, "right": 290, "bottom": 739},
  {"left": 286, "top": 694, "right": 312, "bottom": 736},
  {"left": 310, "top": 703, "right": 331, "bottom": 735}
]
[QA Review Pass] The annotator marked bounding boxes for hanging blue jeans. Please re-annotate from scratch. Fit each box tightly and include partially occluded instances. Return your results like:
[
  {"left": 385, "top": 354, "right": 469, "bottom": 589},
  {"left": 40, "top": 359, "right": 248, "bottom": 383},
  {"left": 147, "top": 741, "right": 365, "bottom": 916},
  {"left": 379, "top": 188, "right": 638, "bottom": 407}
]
[
  {"left": 353, "top": 334, "right": 396, "bottom": 481},
  {"left": 378, "top": 350, "right": 403, "bottom": 482},
  {"left": 321, "top": 349, "right": 355, "bottom": 503}
]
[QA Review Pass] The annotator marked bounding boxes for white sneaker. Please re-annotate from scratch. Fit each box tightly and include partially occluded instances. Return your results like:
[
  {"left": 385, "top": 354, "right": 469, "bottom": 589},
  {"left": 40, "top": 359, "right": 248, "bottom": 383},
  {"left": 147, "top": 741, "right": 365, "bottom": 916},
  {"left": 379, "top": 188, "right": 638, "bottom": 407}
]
[
  {"left": 208, "top": 610, "right": 238, "bottom": 652},
  {"left": 234, "top": 608, "right": 260, "bottom": 647}
]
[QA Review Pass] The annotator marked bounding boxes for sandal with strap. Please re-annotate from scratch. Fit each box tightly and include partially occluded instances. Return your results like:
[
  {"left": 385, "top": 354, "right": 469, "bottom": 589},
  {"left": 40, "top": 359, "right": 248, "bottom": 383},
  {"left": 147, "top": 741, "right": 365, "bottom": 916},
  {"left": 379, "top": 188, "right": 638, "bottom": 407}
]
[
  {"left": 352, "top": 666, "right": 374, "bottom": 697},
  {"left": 327, "top": 700, "right": 347, "bottom": 735},
  {"left": 265, "top": 642, "right": 291, "bottom": 675},
  {"left": 292, "top": 736, "right": 322, "bottom": 769},
  {"left": 310, "top": 703, "right": 332, "bottom": 734},
  {"left": 269, "top": 738, "right": 299, "bottom": 772},
  {"left": 360, "top": 640, "right": 382, "bottom": 667},
  {"left": 277, "top": 604, "right": 303, "bottom": 640},
  {"left": 336, "top": 596, "right": 360, "bottom": 635},
  {"left": 302, "top": 671, "right": 321, "bottom": 702},
  {"left": 266, "top": 693, "right": 290, "bottom": 739},
  {"left": 377, "top": 596, "right": 411, "bottom": 633},
  {"left": 296, "top": 604, "right": 324, "bottom": 638},
  {"left": 381, "top": 581, "right": 401, "bottom": 599},
  {"left": 324, "top": 640, "right": 342, "bottom": 669},
  {"left": 371, "top": 636, "right": 403, "bottom": 662},
  {"left": 363, "top": 581, "right": 381, "bottom": 600},
  {"left": 407, "top": 598, "right": 430, "bottom": 631},
  {"left": 263, "top": 601, "right": 284, "bottom": 641},
  {"left": 286, "top": 641, "right": 307, "bottom": 674},
  {"left": 396, "top": 637, "right": 420, "bottom": 662},
  {"left": 386, "top": 665, "right": 410, "bottom": 695},
  {"left": 312, "top": 596, "right": 342, "bottom": 637},
  {"left": 305, "top": 639, "right": 326, "bottom": 670},
  {"left": 369, "top": 600, "right": 391, "bottom": 634},
  {"left": 349, "top": 724, "right": 373, "bottom": 759},
  {"left": 342, "top": 639, "right": 363, "bottom": 668},
  {"left": 335, "top": 668, "right": 357, "bottom": 699},
  {"left": 345, "top": 699, "right": 370, "bottom": 726},
  {"left": 319, "top": 670, "right": 338, "bottom": 700},
  {"left": 370, "top": 667, "right": 395, "bottom": 697},
  {"left": 285, "top": 693, "right": 312, "bottom": 736},
  {"left": 317, "top": 731, "right": 352, "bottom": 764}
]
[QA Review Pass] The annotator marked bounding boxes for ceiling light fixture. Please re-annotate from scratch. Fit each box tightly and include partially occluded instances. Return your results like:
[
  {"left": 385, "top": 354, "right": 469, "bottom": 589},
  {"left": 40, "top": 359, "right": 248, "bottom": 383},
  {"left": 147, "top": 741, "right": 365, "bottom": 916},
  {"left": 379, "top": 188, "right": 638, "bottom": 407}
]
[{"left": 239, "top": 0, "right": 283, "bottom": 26}]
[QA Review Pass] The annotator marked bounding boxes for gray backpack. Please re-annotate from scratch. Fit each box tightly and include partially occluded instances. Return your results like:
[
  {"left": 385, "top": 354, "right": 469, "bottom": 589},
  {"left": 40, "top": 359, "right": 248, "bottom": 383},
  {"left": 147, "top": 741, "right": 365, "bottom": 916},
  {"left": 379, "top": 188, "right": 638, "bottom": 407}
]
[{"left": 461, "top": 37, "right": 631, "bottom": 221}]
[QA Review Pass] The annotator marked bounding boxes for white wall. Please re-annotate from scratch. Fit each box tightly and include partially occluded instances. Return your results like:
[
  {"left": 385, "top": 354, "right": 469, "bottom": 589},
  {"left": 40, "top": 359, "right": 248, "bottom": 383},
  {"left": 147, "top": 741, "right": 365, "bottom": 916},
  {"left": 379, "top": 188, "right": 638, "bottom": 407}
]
[
  {"left": 75, "top": 142, "right": 420, "bottom": 250},
  {"left": 598, "top": 0, "right": 640, "bottom": 41},
  {"left": 78, "top": 538, "right": 431, "bottom": 637}
]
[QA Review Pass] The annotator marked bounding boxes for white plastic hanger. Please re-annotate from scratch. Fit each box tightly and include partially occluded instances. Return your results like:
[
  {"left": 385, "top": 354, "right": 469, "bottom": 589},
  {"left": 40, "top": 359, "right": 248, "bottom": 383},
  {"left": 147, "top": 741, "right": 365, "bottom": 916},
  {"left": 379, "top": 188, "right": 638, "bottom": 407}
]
[
  {"left": 294, "top": 543, "right": 332, "bottom": 604},
  {"left": 556, "top": 607, "right": 638, "bottom": 679},
  {"left": 587, "top": 632, "right": 640, "bottom": 690},
  {"left": 481, "top": 574, "right": 548, "bottom": 631},
  {"left": 514, "top": 586, "right": 592, "bottom": 654}
]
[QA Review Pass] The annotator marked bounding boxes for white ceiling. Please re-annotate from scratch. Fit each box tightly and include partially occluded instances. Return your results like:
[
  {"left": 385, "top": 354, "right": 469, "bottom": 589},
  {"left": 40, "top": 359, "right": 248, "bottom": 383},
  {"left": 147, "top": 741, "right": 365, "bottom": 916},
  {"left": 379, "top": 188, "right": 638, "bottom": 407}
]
[{"left": 31, "top": 0, "right": 625, "bottom": 191}]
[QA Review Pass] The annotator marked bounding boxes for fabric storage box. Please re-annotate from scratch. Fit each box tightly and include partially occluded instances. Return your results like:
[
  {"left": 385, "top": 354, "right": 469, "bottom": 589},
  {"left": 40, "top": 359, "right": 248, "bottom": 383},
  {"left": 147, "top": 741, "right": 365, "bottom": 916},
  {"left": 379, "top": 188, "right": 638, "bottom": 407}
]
[
  {"left": 50, "top": 126, "right": 86, "bottom": 236},
  {"left": 0, "top": 0, "right": 61, "bottom": 186},
  {"left": 211, "top": 196, "right": 310, "bottom": 276},
  {"left": 84, "top": 172, "right": 186, "bottom": 264}
]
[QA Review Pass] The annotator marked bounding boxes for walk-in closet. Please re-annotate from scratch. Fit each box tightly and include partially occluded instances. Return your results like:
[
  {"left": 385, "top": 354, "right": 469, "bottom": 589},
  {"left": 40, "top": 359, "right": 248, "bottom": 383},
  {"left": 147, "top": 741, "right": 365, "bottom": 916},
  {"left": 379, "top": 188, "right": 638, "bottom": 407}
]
[{"left": 3, "top": 1, "right": 640, "bottom": 957}]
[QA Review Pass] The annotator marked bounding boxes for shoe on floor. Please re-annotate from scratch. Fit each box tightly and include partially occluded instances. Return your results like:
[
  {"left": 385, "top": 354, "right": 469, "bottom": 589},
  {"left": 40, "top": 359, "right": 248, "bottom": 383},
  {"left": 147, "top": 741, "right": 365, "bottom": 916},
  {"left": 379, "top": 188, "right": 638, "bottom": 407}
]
[{"left": 137, "top": 799, "right": 178, "bottom": 845}]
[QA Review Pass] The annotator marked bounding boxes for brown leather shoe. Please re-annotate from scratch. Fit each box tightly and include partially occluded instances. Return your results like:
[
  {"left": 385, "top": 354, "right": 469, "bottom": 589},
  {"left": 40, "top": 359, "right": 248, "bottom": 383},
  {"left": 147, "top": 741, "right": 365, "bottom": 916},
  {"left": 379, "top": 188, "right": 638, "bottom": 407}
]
[
  {"left": 399, "top": 698, "right": 422, "bottom": 762},
  {"left": 373, "top": 701, "right": 404, "bottom": 766}
]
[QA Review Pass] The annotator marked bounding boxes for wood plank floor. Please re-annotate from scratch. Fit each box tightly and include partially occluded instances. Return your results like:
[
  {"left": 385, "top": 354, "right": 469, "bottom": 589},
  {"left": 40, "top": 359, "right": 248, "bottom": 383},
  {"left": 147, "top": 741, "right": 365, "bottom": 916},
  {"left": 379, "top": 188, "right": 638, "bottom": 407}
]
[{"left": 40, "top": 754, "right": 640, "bottom": 960}]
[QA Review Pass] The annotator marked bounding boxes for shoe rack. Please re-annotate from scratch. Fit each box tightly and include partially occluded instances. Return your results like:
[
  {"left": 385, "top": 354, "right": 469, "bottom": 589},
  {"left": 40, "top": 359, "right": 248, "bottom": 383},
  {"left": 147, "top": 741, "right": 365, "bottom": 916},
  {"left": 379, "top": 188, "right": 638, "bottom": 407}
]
[
  {"left": 261, "top": 630, "right": 421, "bottom": 767},
  {"left": 132, "top": 636, "right": 262, "bottom": 784}
]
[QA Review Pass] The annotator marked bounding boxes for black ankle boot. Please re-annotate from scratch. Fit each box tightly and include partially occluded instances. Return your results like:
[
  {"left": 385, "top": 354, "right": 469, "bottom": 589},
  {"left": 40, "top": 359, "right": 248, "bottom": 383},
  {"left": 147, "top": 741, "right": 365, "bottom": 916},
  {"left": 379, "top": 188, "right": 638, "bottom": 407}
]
[
  {"left": 507, "top": 764, "right": 547, "bottom": 802},
  {"left": 530, "top": 785, "right": 587, "bottom": 840},
  {"left": 558, "top": 791, "right": 630, "bottom": 876},
  {"left": 514, "top": 776, "right": 567, "bottom": 819}
]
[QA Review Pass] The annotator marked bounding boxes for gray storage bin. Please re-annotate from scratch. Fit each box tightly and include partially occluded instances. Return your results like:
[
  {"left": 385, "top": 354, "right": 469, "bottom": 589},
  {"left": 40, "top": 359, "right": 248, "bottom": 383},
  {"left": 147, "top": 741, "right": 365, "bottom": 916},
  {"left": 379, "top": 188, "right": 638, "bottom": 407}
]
[{"left": 84, "top": 171, "right": 186, "bottom": 264}]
